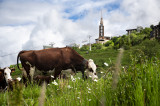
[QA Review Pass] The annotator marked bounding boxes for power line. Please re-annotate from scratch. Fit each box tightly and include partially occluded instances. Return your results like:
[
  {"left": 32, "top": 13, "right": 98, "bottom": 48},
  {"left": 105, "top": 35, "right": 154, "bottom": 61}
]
[{"left": 0, "top": 45, "right": 43, "bottom": 58}]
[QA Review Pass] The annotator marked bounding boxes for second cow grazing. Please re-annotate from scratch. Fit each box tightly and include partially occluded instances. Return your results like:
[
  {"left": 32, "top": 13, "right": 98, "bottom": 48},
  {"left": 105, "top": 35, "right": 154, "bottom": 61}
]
[
  {"left": 17, "top": 47, "right": 98, "bottom": 83},
  {"left": 0, "top": 67, "right": 15, "bottom": 90}
]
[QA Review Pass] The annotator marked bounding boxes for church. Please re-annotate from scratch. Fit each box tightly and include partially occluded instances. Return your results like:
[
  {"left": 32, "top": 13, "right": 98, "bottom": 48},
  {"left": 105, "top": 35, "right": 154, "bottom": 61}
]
[{"left": 95, "top": 13, "right": 110, "bottom": 44}]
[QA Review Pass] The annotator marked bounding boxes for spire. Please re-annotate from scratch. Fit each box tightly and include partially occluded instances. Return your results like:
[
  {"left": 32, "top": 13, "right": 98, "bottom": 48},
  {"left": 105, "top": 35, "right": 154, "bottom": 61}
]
[
  {"left": 99, "top": 10, "right": 104, "bottom": 39},
  {"left": 100, "top": 10, "right": 103, "bottom": 24}
]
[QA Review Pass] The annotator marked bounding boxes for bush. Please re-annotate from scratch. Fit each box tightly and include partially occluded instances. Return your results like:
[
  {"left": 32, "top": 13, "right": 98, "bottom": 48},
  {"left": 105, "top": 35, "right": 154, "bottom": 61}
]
[
  {"left": 80, "top": 45, "right": 89, "bottom": 51},
  {"left": 131, "top": 39, "right": 160, "bottom": 60},
  {"left": 123, "top": 45, "right": 130, "bottom": 50}
]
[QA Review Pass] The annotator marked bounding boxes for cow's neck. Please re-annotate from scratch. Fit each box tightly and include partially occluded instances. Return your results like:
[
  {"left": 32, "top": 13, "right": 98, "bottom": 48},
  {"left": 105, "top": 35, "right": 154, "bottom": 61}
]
[{"left": 83, "top": 59, "right": 88, "bottom": 68}]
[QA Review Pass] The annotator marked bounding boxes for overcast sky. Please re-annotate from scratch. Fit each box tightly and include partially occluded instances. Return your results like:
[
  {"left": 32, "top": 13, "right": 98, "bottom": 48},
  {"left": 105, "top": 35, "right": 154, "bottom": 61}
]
[{"left": 0, "top": 0, "right": 160, "bottom": 67}]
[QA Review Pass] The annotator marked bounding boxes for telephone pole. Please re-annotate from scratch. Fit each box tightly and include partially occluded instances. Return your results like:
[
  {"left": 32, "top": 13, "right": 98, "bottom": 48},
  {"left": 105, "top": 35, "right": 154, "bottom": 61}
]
[
  {"left": 49, "top": 42, "right": 55, "bottom": 47},
  {"left": 88, "top": 35, "right": 92, "bottom": 51}
]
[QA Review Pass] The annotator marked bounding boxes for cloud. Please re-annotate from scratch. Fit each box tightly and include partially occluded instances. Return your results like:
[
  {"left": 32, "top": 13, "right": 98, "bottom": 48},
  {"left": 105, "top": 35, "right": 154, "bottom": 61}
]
[
  {"left": 0, "top": 0, "right": 160, "bottom": 67},
  {"left": 0, "top": 25, "right": 33, "bottom": 67}
]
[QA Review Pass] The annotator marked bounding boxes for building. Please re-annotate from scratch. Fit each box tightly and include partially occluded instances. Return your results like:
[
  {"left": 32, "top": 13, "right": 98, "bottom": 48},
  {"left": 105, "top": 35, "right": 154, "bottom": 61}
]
[
  {"left": 95, "top": 13, "right": 110, "bottom": 44},
  {"left": 150, "top": 23, "right": 160, "bottom": 40},
  {"left": 43, "top": 43, "right": 54, "bottom": 49},
  {"left": 126, "top": 26, "right": 143, "bottom": 35}
]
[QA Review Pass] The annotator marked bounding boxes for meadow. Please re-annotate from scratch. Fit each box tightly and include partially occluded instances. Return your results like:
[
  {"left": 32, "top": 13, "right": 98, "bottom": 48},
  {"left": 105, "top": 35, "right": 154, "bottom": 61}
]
[{"left": 1, "top": 47, "right": 160, "bottom": 106}]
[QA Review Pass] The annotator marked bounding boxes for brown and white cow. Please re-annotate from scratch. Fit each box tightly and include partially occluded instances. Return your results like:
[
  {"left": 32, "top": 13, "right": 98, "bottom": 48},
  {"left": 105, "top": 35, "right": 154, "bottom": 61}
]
[
  {"left": 0, "top": 67, "right": 15, "bottom": 90},
  {"left": 17, "top": 47, "right": 98, "bottom": 83}
]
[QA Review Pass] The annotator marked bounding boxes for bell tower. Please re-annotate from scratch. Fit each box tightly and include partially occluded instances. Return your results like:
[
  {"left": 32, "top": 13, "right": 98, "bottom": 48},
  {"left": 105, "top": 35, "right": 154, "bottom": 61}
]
[{"left": 99, "top": 11, "right": 104, "bottom": 39}]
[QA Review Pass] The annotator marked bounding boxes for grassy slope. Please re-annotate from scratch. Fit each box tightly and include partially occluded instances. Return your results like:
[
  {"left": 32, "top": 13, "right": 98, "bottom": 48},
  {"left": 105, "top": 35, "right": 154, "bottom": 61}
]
[{"left": 1, "top": 46, "right": 160, "bottom": 106}]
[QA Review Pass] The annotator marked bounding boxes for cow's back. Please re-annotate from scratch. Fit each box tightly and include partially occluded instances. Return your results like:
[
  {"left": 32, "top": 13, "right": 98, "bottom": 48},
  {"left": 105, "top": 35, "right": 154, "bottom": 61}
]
[{"left": 33, "top": 48, "right": 63, "bottom": 70}]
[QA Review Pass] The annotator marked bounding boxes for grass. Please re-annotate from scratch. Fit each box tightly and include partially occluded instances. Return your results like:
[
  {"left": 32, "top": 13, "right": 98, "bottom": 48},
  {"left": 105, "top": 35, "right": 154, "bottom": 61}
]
[{"left": 1, "top": 48, "right": 160, "bottom": 105}]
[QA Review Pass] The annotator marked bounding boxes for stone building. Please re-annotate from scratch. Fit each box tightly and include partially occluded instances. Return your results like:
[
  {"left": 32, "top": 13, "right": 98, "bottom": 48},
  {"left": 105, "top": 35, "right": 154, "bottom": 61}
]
[
  {"left": 95, "top": 13, "right": 110, "bottom": 44},
  {"left": 150, "top": 23, "right": 160, "bottom": 40}
]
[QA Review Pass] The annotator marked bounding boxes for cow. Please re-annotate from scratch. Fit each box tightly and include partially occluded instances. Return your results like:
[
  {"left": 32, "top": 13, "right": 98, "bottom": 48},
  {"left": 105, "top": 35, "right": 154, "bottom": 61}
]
[
  {"left": 33, "top": 75, "right": 54, "bottom": 85},
  {"left": 17, "top": 47, "right": 98, "bottom": 83},
  {"left": 0, "top": 67, "right": 15, "bottom": 90},
  {"left": 8, "top": 77, "right": 22, "bottom": 91}
]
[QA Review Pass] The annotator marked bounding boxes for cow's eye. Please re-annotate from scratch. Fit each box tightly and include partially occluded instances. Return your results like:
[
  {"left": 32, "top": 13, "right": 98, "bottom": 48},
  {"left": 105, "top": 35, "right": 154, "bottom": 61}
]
[
  {"left": 4, "top": 73, "right": 7, "bottom": 75},
  {"left": 89, "top": 68, "right": 93, "bottom": 72},
  {"left": 94, "top": 73, "right": 97, "bottom": 75}
]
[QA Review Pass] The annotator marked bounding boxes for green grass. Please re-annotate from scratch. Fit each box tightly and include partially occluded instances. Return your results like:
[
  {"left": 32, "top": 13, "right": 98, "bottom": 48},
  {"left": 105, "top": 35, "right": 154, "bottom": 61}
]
[{"left": 1, "top": 48, "right": 160, "bottom": 105}]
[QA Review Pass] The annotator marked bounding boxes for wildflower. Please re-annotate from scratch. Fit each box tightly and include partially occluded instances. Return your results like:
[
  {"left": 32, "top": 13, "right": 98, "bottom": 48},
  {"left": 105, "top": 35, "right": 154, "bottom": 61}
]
[
  {"left": 48, "top": 84, "right": 50, "bottom": 86},
  {"left": 77, "top": 97, "right": 80, "bottom": 99},
  {"left": 67, "top": 85, "right": 72, "bottom": 89},
  {"left": 51, "top": 75, "right": 54, "bottom": 78},
  {"left": 104, "top": 62, "right": 108, "bottom": 66},
  {"left": 100, "top": 71, "right": 104, "bottom": 74},
  {"left": 89, "top": 75, "right": 92, "bottom": 78},
  {"left": 52, "top": 80, "right": 58, "bottom": 85},
  {"left": 77, "top": 77, "right": 81, "bottom": 79},
  {"left": 16, "top": 77, "right": 21, "bottom": 81},
  {"left": 71, "top": 75, "right": 76, "bottom": 82},
  {"left": 94, "top": 79, "right": 98, "bottom": 82},
  {"left": 88, "top": 91, "right": 91, "bottom": 93},
  {"left": 88, "top": 99, "right": 91, "bottom": 101},
  {"left": 87, "top": 87, "right": 91, "bottom": 91}
]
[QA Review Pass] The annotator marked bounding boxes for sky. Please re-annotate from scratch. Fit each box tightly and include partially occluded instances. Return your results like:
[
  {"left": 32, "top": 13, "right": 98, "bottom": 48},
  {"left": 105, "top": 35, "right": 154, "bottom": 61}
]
[{"left": 0, "top": 0, "right": 160, "bottom": 67}]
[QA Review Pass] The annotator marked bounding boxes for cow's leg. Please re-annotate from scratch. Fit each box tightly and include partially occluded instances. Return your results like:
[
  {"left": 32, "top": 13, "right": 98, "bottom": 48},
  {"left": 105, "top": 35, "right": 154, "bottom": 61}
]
[
  {"left": 22, "top": 63, "right": 31, "bottom": 84},
  {"left": 22, "top": 68, "right": 28, "bottom": 84},
  {"left": 29, "top": 66, "right": 35, "bottom": 82},
  {"left": 54, "top": 69, "right": 62, "bottom": 80},
  {"left": 82, "top": 71, "right": 88, "bottom": 80}
]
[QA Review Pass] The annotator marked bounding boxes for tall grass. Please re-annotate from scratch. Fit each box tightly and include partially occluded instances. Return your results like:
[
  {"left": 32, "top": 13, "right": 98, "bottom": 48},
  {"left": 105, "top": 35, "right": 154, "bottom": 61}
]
[{"left": 0, "top": 49, "right": 160, "bottom": 105}]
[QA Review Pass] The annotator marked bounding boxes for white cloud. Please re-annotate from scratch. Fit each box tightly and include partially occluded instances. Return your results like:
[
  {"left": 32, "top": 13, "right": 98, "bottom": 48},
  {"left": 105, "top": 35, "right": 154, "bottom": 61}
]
[
  {"left": 0, "top": 0, "right": 160, "bottom": 67},
  {"left": 0, "top": 25, "right": 33, "bottom": 67}
]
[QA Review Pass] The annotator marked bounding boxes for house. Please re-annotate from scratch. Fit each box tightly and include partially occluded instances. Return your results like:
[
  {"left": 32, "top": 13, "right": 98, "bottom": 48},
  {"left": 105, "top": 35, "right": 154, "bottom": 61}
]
[
  {"left": 126, "top": 26, "right": 143, "bottom": 35},
  {"left": 150, "top": 23, "right": 160, "bottom": 40}
]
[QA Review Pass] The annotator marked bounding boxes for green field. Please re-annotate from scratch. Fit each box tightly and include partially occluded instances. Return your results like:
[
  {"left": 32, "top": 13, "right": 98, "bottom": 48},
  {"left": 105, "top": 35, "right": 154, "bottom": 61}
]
[{"left": 1, "top": 47, "right": 160, "bottom": 106}]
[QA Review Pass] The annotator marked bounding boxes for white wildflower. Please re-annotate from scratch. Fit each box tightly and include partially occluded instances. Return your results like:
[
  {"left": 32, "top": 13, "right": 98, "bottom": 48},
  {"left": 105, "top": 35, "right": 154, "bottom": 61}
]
[
  {"left": 104, "top": 62, "right": 108, "bottom": 66},
  {"left": 16, "top": 77, "right": 21, "bottom": 81},
  {"left": 88, "top": 91, "right": 91, "bottom": 93},
  {"left": 67, "top": 85, "right": 72, "bottom": 89},
  {"left": 94, "top": 79, "right": 98, "bottom": 82},
  {"left": 89, "top": 75, "right": 92, "bottom": 78},
  {"left": 51, "top": 75, "right": 54, "bottom": 78},
  {"left": 87, "top": 87, "right": 91, "bottom": 91},
  {"left": 52, "top": 80, "right": 58, "bottom": 85},
  {"left": 48, "top": 84, "right": 50, "bottom": 86},
  {"left": 100, "top": 71, "right": 104, "bottom": 74},
  {"left": 77, "top": 77, "right": 81, "bottom": 79},
  {"left": 88, "top": 99, "right": 91, "bottom": 101},
  {"left": 71, "top": 75, "right": 76, "bottom": 82},
  {"left": 77, "top": 97, "right": 80, "bottom": 99}
]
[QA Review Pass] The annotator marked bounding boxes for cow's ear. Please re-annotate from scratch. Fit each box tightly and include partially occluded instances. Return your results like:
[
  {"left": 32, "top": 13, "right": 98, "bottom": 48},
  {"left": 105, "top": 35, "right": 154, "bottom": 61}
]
[
  {"left": 0, "top": 69, "right": 3, "bottom": 73},
  {"left": 11, "top": 68, "right": 15, "bottom": 73}
]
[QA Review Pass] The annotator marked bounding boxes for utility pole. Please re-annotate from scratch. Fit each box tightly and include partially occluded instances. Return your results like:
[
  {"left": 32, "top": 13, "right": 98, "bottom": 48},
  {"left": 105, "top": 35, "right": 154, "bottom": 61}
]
[
  {"left": 88, "top": 35, "right": 92, "bottom": 51},
  {"left": 49, "top": 42, "right": 55, "bottom": 47}
]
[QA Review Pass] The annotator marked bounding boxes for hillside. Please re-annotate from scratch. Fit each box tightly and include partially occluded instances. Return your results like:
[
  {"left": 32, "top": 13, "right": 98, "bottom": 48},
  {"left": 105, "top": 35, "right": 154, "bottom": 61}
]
[{"left": 2, "top": 26, "right": 160, "bottom": 105}]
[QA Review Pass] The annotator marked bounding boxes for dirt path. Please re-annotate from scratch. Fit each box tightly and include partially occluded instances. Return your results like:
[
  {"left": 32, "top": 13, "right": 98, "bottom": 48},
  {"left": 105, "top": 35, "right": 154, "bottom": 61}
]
[{"left": 112, "top": 48, "right": 124, "bottom": 89}]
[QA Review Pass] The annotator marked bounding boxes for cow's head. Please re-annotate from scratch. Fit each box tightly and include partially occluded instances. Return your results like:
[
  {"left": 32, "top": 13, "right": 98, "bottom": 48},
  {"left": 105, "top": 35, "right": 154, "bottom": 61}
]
[
  {"left": 85, "top": 59, "right": 98, "bottom": 80},
  {"left": 0, "top": 67, "right": 15, "bottom": 84}
]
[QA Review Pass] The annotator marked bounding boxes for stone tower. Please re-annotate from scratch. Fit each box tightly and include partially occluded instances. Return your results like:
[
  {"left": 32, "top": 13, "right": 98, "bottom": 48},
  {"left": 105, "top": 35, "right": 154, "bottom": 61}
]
[{"left": 99, "top": 11, "right": 104, "bottom": 39}]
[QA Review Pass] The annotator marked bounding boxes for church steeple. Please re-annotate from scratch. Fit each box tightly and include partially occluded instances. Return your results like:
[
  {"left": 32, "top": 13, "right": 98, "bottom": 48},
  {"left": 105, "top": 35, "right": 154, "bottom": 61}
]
[
  {"left": 99, "top": 11, "right": 104, "bottom": 39},
  {"left": 100, "top": 11, "right": 103, "bottom": 24}
]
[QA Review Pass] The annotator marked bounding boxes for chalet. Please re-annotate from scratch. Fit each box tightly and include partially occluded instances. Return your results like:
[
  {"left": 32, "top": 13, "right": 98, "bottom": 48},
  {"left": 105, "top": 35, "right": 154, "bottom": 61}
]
[
  {"left": 126, "top": 26, "right": 143, "bottom": 35},
  {"left": 150, "top": 23, "right": 160, "bottom": 40}
]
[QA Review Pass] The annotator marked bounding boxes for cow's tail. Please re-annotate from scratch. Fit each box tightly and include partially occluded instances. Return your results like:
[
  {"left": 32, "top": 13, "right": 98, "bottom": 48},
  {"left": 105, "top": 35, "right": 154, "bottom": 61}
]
[{"left": 17, "top": 51, "right": 26, "bottom": 71}]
